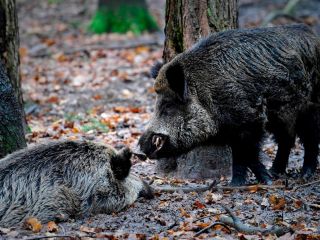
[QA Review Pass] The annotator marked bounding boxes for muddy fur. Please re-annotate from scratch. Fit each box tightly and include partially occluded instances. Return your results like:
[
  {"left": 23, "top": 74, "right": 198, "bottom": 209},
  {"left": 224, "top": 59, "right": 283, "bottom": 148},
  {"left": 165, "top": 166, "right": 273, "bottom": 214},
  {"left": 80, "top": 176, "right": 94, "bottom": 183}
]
[
  {"left": 139, "top": 24, "right": 320, "bottom": 185},
  {"left": 0, "top": 141, "right": 153, "bottom": 227}
]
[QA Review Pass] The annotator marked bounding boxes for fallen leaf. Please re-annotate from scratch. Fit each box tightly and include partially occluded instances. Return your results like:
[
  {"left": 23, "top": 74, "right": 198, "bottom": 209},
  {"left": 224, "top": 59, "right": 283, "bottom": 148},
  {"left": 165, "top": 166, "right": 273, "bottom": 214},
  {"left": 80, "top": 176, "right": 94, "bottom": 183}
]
[
  {"left": 80, "top": 225, "right": 102, "bottom": 233},
  {"left": 179, "top": 208, "right": 190, "bottom": 218},
  {"left": 24, "top": 217, "right": 42, "bottom": 233},
  {"left": 113, "top": 106, "right": 128, "bottom": 113},
  {"left": 269, "top": 195, "right": 286, "bottom": 210},
  {"left": 19, "top": 47, "right": 28, "bottom": 58},
  {"left": 47, "top": 95, "right": 59, "bottom": 104},
  {"left": 42, "top": 38, "right": 56, "bottom": 46},
  {"left": 193, "top": 200, "right": 206, "bottom": 209},
  {"left": 47, "top": 221, "right": 58, "bottom": 232},
  {"left": 248, "top": 185, "right": 259, "bottom": 193},
  {"left": 92, "top": 94, "right": 103, "bottom": 100}
]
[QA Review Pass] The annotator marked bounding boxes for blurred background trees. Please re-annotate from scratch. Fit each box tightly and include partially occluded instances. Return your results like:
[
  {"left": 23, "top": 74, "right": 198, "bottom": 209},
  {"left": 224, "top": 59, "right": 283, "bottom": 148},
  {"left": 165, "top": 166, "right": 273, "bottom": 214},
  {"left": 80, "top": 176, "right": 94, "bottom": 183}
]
[{"left": 89, "top": 0, "right": 158, "bottom": 34}]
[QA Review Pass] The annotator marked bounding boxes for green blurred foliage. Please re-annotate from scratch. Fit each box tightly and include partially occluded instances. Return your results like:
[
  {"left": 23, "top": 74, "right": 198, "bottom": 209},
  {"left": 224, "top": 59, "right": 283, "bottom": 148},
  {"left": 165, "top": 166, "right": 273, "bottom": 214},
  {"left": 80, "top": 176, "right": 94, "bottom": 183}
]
[{"left": 89, "top": 5, "right": 158, "bottom": 35}]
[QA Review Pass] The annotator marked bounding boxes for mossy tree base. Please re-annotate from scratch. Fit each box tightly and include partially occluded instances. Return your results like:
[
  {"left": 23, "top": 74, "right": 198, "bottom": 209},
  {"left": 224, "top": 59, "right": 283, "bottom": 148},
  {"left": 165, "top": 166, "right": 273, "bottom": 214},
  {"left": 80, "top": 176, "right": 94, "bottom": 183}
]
[{"left": 89, "top": 0, "right": 158, "bottom": 35}]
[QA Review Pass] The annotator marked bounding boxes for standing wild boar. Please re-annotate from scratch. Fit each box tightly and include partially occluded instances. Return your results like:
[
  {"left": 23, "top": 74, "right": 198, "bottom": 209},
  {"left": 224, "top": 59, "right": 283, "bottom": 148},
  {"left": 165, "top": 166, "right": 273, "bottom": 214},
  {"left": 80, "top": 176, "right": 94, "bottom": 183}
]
[
  {"left": 0, "top": 141, "right": 153, "bottom": 227},
  {"left": 138, "top": 24, "right": 320, "bottom": 186}
]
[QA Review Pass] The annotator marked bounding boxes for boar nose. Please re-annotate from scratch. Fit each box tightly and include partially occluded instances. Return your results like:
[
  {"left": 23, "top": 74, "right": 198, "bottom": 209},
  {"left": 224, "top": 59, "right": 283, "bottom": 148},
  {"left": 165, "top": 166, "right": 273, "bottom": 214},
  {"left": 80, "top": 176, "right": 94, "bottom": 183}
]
[
  {"left": 138, "top": 180, "right": 154, "bottom": 199},
  {"left": 138, "top": 132, "right": 168, "bottom": 159}
]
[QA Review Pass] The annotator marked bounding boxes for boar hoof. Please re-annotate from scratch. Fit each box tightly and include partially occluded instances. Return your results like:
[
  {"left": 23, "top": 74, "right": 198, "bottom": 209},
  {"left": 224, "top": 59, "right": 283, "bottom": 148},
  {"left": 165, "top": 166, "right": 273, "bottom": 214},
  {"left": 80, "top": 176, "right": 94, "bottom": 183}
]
[{"left": 257, "top": 170, "right": 273, "bottom": 185}]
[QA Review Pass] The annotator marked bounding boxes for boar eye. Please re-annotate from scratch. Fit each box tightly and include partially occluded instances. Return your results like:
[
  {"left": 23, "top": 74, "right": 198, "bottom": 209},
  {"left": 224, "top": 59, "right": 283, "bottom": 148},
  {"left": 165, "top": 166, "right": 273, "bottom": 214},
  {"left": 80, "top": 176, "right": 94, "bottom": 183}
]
[{"left": 166, "top": 63, "right": 188, "bottom": 102}]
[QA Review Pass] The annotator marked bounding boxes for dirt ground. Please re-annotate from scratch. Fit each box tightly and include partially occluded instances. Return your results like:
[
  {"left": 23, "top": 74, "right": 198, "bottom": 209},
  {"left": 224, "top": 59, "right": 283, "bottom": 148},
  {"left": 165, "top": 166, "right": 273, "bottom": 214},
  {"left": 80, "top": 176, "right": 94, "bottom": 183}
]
[{"left": 1, "top": 0, "right": 320, "bottom": 239}]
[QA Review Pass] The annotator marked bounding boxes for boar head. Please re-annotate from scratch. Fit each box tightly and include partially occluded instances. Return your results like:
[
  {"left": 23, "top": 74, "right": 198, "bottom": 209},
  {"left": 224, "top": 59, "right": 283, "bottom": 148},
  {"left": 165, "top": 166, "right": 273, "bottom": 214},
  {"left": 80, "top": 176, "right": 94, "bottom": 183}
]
[{"left": 138, "top": 58, "right": 219, "bottom": 159}]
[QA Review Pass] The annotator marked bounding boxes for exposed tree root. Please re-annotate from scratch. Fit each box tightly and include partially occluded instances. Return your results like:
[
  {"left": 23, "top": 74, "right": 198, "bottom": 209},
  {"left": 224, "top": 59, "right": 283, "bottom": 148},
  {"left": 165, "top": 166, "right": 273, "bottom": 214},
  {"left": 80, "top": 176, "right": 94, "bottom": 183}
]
[
  {"left": 219, "top": 206, "right": 292, "bottom": 237},
  {"left": 194, "top": 222, "right": 231, "bottom": 237},
  {"left": 194, "top": 205, "right": 292, "bottom": 237}
]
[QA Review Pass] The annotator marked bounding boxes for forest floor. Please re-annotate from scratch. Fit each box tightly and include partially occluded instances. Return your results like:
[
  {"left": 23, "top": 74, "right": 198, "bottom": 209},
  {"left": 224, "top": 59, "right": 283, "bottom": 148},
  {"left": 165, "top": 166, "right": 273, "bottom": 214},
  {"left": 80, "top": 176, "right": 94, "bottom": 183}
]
[{"left": 1, "top": 0, "right": 320, "bottom": 239}]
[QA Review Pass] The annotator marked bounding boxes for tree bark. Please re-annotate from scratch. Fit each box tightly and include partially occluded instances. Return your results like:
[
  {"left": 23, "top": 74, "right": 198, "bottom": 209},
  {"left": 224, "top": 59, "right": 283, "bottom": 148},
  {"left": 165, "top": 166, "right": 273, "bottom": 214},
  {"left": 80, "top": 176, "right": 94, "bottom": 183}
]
[
  {"left": 163, "top": 0, "right": 238, "bottom": 62},
  {"left": 157, "top": 0, "right": 238, "bottom": 180},
  {"left": 0, "top": 0, "right": 26, "bottom": 158}
]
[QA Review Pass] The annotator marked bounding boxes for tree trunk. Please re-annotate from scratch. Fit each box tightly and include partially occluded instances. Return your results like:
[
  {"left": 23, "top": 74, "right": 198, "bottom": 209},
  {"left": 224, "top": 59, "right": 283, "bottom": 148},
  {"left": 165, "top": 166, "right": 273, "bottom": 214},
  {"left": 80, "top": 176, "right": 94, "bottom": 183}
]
[
  {"left": 90, "top": 0, "right": 158, "bottom": 34},
  {"left": 157, "top": 0, "right": 238, "bottom": 180},
  {"left": 0, "top": 0, "right": 26, "bottom": 158},
  {"left": 163, "top": 0, "right": 238, "bottom": 62}
]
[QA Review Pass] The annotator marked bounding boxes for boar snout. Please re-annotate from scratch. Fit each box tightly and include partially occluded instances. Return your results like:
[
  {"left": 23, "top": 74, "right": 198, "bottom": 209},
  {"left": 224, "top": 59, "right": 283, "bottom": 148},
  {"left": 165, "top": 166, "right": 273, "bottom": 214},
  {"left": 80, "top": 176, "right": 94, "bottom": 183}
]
[
  {"left": 138, "top": 180, "right": 154, "bottom": 199},
  {"left": 138, "top": 132, "right": 168, "bottom": 159}
]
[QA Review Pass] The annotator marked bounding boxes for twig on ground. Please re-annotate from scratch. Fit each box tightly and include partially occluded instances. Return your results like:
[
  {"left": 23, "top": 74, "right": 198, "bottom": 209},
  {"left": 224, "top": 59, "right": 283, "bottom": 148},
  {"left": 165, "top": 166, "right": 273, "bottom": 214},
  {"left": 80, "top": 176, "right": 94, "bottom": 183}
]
[
  {"left": 293, "top": 179, "right": 320, "bottom": 191},
  {"left": 153, "top": 181, "right": 215, "bottom": 193},
  {"left": 218, "top": 205, "right": 291, "bottom": 237},
  {"left": 166, "top": 221, "right": 178, "bottom": 230},
  {"left": 261, "top": 0, "right": 301, "bottom": 26},
  {"left": 211, "top": 184, "right": 286, "bottom": 192},
  {"left": 24, "top": 234, "right": 89, "bottom": 240},
  {"left": 194, "top": 222, "right": 231, "bottom": 237}
]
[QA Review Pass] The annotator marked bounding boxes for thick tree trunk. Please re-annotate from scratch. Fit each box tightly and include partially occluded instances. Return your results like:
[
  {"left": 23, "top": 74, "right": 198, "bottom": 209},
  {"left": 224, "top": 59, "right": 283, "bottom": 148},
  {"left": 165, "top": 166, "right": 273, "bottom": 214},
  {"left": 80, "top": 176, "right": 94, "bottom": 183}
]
[
  {"left": 0, "top": 0, "right": 26, "bottom": 158},
  {"left": 157, "top": 0, "right": 238, "bottom": 180},
  {"left": 163, "top": 0, "right": 238, "bottom": 62}
]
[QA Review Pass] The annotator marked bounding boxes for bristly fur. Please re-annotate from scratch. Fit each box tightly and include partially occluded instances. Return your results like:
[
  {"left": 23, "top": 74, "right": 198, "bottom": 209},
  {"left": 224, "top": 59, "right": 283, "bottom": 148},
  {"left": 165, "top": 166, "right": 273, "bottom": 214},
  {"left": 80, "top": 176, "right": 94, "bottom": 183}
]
[
  {"left": 0, "top": 141, "right": 152, "bottom": 227},
  {"left": 139, "top": 24, "right": 320, "bottom": 185}
]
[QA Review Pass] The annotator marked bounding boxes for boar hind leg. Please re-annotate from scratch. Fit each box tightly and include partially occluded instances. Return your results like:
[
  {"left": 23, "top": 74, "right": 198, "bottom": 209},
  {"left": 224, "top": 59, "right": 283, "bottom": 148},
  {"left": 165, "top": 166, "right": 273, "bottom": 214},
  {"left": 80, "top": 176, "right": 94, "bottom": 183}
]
[
  {"left": 30, "top": 186, "right": 81, "bottom": 223},
  {"left": 297, "top": 105, "right": 320, "bottom": 179}
]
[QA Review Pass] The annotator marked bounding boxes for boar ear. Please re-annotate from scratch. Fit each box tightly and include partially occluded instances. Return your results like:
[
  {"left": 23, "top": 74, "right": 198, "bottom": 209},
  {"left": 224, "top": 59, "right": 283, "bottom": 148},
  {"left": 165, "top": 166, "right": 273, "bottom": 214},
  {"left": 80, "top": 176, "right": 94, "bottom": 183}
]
[
  {"left": 166, "top": 63, "right": 187, "bottom": 102},
  {"left": 110, "top": 147, "right": 132, "bottom": 180},
  {"left": 150, "top": 62, "right": 163, "bottom": 79}
]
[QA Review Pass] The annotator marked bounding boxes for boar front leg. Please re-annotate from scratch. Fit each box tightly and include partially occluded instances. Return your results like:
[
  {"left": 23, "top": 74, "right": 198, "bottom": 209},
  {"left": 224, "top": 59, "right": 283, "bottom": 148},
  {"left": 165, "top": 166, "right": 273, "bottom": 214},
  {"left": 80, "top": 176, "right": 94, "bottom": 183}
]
[{"left": 230, "top": 127, "right": 271, "bottom": 186}]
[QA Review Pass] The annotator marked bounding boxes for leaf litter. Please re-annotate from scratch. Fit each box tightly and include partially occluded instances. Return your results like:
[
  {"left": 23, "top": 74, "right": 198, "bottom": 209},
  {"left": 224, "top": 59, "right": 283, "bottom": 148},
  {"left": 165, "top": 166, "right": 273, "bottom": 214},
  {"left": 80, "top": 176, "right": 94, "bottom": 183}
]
[{"left": 3, "top": 0, "right": 320, "bottom": 239}]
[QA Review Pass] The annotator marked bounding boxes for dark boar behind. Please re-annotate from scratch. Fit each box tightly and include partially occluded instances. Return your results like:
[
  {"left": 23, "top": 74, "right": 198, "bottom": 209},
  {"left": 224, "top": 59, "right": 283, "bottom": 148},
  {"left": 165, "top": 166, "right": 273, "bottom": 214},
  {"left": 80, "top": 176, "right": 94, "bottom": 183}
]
[{"left": 139, "top": 24, "right": 320, "bottom": 185}]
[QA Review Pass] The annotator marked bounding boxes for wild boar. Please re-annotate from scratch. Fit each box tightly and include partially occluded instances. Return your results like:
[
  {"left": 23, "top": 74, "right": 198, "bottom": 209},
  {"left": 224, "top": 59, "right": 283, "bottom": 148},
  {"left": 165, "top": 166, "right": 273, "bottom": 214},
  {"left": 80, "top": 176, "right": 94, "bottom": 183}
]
[
  {"left": 0, "top": 141, "right": 153, "bottom": 227},
  {"left": 138, "top": 24, "right": 320, "bottom": 185}
]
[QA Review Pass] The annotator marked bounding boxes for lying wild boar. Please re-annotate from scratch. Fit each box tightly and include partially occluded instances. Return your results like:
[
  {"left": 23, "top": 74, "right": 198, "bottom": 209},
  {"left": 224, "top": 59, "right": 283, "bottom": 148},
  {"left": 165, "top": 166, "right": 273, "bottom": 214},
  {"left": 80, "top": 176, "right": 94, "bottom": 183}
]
[
  {"left": 138, "top": 24, "right": 320, "bottom": 185},
  {"left": 0, "top": 141, "right": 153, "bottom": 227}
]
